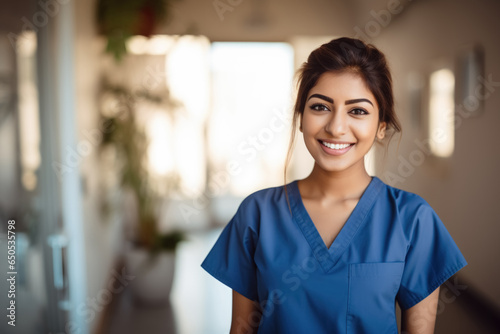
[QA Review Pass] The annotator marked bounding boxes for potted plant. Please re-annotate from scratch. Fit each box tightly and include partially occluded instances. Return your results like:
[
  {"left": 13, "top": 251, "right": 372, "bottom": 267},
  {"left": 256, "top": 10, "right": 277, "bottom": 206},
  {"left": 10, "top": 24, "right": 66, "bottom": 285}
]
[
  {"left": 96, "top": 0, "right": 178, "bottom": 61},
  {"left": 99, "top": 81, "right": 185, "bottom": 305}
]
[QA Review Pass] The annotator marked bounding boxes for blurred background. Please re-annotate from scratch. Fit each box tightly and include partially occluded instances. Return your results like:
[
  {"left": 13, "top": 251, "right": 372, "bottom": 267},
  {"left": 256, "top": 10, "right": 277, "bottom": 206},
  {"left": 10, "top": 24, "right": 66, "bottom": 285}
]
[{"left": 0, "top": 0, "right": 499, "bottom": 333}]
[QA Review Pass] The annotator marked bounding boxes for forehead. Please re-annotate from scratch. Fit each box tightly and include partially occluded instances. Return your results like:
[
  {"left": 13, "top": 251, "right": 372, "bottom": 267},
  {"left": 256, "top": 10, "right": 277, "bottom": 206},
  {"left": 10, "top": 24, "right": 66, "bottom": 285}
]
[{"left": 308, "top": 71, "right": 375, "bottom": 102}]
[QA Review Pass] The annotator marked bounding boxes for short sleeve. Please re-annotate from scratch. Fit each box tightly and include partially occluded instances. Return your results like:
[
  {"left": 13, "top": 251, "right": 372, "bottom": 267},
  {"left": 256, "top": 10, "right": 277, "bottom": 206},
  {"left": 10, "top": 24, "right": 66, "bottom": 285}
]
[
  {"left": 396, "top": 203, "right": 467, "bottom": 310},
  {"left": 201, "top": 200, "right": 259, "bottom": 301}
]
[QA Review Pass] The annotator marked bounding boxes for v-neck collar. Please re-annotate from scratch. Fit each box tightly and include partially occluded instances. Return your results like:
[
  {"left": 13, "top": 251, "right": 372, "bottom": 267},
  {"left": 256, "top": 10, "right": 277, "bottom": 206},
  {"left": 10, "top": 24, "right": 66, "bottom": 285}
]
[{"left": 287, "top": 176, "right": 384, "bottom": 273}]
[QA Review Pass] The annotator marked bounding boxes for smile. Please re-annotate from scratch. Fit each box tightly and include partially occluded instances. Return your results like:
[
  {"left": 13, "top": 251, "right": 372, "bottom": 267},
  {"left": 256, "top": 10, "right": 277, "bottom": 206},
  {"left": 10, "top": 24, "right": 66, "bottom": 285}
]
[
  {"left": 320, "top": 141, "right": 353, "bottom": 150},
  {"left": 318, "top": 140, "right": 354, "bottom": 156}
]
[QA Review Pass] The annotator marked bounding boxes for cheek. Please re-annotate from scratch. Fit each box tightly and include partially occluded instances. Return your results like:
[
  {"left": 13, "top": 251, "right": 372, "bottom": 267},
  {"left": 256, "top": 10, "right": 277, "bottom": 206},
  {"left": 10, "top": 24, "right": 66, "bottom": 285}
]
[
  {"left": 301, "top": 114, "right": 320, "bottom": 135},
  {"left": 352, "top": 122, "right": 379, "bottom": 142}
]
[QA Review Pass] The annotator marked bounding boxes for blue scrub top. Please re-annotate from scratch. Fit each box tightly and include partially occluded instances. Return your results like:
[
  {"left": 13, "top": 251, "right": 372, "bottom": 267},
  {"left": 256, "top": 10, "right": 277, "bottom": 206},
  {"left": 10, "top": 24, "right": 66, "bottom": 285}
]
[{"left": 201, "top": 177, "right": 467, "bottom": 333}]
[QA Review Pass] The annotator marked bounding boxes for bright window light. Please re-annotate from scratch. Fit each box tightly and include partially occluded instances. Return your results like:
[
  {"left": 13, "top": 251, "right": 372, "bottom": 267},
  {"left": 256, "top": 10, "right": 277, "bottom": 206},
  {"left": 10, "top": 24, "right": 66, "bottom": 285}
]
[
  {"left": 143, "top": 38, "right": 294, "bottom": 197},
  {"left": 126, "top": 35, "right": 177, "bottom": 55},
  {"left": 126, "top": 35, "right": 149, "bottom": 54},
  {"left": 166, "top": 36, "right": 211, "bottom": 118},
  {"left": 429, "top": 68, "right": 455, "bottom": 157},
  {"left": 158, "top": 35, "right": 211, "bottom": 195},
  {"left": 147, "top": 111, "right": 175, "bottom": 175},
  {"left": 209, "top": 42, "right": 294, "bottom": 196},
  {"left": 130, "top": 35, "right": 211, "bottom": 195}
]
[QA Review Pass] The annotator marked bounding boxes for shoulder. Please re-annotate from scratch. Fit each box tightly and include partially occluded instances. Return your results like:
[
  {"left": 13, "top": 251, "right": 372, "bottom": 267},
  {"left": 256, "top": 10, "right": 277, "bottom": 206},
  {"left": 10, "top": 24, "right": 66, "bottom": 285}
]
[
  {"left": 231, "top": 183, "right": 288, "bottom": 227},
  {"left": 376, "top": 177, "right": 434, "bottom": 215},
  {"left": 375, "top": 177, "right": 441, "bottom": 237},
  {"left": 237, "top": 183, "right": 288, "bottom": 214}
]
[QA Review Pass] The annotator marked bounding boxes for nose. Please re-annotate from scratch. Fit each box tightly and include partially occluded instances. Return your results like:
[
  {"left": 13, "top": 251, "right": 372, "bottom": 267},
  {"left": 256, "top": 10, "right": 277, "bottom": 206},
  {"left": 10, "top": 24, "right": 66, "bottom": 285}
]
[{"left": 325, "top": 109, "right": 347, "bottom": 136}]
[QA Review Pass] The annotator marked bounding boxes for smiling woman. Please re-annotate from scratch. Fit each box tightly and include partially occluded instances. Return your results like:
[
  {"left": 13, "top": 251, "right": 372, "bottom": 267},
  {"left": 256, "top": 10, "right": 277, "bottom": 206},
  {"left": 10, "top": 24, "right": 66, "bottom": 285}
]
[
  {"left": 201, "top": 37, "right": 467, "bottom": 334},
  {"left": 300, "top": 71, "right": 385, "bottom": 174}
]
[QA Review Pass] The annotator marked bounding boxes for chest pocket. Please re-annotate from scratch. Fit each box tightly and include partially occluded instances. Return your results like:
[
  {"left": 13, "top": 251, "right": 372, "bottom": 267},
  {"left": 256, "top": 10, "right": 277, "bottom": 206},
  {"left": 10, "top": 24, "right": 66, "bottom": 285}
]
[{"left": 347, "top": 262, "right": 404, "bottom": 334}]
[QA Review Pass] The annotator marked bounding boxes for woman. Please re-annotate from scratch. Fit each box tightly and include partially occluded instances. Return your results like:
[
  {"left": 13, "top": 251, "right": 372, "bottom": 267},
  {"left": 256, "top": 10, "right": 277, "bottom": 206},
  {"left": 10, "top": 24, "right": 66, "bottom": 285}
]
[{"left": 201, "top": 37, "right": 467, "bottom": 333}]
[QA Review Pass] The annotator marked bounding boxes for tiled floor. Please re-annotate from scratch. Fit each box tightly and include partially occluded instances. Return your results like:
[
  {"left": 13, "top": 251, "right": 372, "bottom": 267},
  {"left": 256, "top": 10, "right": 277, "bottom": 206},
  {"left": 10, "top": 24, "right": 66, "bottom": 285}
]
[
  {"left": 105, "top": 229, "right": 232, "bottom": 334},
  {"left": 104, "top": 229, "right": 500, "bottom": 334}
]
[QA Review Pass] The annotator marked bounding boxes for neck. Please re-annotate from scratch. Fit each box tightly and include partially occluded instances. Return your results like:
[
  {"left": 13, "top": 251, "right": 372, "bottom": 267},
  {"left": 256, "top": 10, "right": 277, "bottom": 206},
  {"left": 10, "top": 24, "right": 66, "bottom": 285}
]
[{"left": 300, "top": 162, "right": 372, "bottom": 200}]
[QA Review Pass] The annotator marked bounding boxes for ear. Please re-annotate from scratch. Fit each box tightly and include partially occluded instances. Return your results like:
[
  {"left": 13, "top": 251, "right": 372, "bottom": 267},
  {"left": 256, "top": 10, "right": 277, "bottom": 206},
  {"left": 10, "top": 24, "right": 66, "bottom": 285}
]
[{"left": 376, "top": 122, "right": 387, "bottom": 140}]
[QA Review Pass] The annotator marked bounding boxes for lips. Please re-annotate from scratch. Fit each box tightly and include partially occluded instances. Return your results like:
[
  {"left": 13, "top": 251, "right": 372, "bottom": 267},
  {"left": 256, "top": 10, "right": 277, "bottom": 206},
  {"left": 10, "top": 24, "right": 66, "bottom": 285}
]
[{"left": 318, "top": 140, "right": 354, "bottom": 155}]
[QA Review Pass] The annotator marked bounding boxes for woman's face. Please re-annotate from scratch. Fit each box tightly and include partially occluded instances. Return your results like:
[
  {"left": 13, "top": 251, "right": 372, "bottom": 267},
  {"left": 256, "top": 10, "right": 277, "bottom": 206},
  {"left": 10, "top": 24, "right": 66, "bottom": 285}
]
[{"left": 301, "top": 71, "right": 386, "bottom": 175}]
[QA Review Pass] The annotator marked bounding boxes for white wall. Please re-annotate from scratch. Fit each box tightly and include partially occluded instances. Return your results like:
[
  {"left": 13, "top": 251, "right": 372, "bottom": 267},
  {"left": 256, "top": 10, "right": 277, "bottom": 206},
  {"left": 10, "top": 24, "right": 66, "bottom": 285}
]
[{"left": 372, "top": 0, "right": 500, "bottom": 309}]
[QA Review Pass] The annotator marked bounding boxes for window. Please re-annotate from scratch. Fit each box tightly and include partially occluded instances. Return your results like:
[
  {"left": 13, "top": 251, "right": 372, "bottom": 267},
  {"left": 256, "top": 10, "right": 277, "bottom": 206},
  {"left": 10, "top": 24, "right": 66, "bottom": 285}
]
[
  {"left": 124, "top": 38, "right": 295, "bottom": 201},
  {"left": 208, "top": 42, "right": 294, "bottom": 196}
]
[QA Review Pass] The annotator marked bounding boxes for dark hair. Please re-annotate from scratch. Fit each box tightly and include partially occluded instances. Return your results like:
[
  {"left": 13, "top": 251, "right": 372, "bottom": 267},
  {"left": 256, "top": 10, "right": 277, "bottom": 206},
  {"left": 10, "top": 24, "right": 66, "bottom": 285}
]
[{"left": 284, "top": 37, "right": 402, "bottom": 188}]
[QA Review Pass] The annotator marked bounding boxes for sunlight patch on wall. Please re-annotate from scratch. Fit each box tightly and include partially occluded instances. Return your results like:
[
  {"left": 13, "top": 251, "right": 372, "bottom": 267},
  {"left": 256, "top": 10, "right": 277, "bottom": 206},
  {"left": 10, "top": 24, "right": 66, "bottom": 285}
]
[
  {"left": 429, "top": 68, "right": 455, "bottom": 158},
  {"left": 16, "top": 31, "right": 40, "bottom": 191}
]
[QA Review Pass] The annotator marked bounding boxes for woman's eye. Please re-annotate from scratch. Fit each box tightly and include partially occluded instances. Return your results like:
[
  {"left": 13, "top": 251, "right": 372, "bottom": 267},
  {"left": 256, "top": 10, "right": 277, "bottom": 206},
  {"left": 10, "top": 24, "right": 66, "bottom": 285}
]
[
  {"left": 310, "top": 104, "right": 329, "bottom": 112},
  {"left": 349, "top": 108, "right": 368, "bottom": 115}
]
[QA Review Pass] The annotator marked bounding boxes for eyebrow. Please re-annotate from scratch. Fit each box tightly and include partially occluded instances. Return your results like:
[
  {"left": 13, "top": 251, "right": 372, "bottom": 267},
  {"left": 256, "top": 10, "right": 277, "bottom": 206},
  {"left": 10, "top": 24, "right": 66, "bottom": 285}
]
[
  {"left": 308, "top": 94, "right": 374, "bottom": 106},
  {"left": 345, "top": 98, "right": 373, "bottom": 106},
  {"left": 308, "top": 94, "right": 333, "bottom": 103}
]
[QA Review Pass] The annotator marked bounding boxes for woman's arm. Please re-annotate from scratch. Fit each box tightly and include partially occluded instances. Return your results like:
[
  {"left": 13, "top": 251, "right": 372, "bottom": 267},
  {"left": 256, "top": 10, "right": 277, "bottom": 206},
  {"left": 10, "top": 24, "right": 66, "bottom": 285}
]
[
  {"left": 230, "top": 290, "right": 262, "bottom": 334},
  {"left": 401, "top": 287, "right": 440, "bottom": 334}
]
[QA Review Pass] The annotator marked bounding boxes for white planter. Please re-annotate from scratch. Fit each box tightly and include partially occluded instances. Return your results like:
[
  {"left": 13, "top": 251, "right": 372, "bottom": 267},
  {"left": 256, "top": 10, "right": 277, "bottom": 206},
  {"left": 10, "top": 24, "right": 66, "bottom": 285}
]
[{"left": 125, "top": 247, "right": 176, "bottom": 306}]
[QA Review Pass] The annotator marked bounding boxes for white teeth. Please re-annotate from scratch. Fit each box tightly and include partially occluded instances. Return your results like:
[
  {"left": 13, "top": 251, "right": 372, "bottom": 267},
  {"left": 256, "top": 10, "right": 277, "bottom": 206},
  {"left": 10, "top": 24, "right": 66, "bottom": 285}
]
[{"left": 322, "top": 141, "right": 351, "bottom": 150}]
